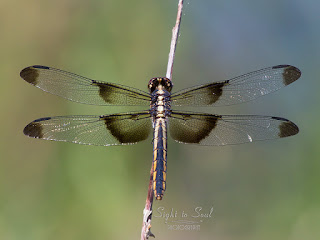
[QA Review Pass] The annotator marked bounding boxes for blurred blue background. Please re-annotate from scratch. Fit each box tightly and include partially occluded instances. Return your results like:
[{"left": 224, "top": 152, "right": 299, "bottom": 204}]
[{"left": 1, "top": 0, "right": 319, "bottom": 239}]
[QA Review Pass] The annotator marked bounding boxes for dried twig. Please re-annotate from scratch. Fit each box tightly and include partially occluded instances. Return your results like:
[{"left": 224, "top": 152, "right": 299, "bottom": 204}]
[
  {"left": 166, "top": 0, "right": 184, "bottom": 80},
  {"left": 140, "top": 162, "right": 155, "bottom": 239},
  {"left": 140, "top": 1, "right": 184, "bottom": 239}
]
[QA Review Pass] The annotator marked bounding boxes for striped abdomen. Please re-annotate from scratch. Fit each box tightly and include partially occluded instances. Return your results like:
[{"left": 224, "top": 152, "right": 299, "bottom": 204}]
[{"left": 153, "top": 118, "right": 167, "bottom": 200}]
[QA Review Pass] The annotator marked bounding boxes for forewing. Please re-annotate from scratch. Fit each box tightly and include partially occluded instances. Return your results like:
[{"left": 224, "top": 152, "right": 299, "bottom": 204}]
[
  {"left": 171, "top": 65, "right": 301, "bottom": 106},
  {"left": 23, "top": 112, "right": 152, "bottom": 146},
  {"left": 20, "top": 65, "right": 150, "bottom": 106},
  {"left": 169, "top": 111, "right": 299, "bottom": 146}
]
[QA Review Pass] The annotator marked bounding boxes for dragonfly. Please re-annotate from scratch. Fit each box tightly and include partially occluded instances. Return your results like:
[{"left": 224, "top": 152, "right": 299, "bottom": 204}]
[{"left": 20, "top": 64, "right": 301, "bottom": 200}]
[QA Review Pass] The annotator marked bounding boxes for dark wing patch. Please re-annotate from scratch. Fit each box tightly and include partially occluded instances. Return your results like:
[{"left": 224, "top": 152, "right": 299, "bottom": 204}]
[
  {"left": 23, "top": 112, "right": 152, "bottom": 146},
  {"left": 272, "top": 117, "right": 299, "bottom": 137},
  {"left": 101, "top": 113, "right": 151, "bottom": 144},
  {"left": 171, "top": 65, "right": 301, "bottom": 106},
  {"left": 278, "top": 65, "right": 301, "bottom": 85},
  {"left": 20, "top": 65, "right": 150, "bottom": 106},
  {"left": 23, "top": 121, "right": 44, "bottom": 138},
  {"left": 20, "top": 66, "right": 40, "bottom": 85},
  {"left": 169, "top": 111, "right": 299, "bottom": 146},
  {"left": 169, "top": 112, "right": 220, "bottom": 143},
  {"left": 171, "top": 81, "right": 229, "bottom": 106}
]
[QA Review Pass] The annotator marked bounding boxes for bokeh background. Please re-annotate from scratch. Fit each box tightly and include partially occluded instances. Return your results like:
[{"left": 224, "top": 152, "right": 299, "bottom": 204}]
[{"left": 1, "top": 0, "right": 319, "bottom": 239}]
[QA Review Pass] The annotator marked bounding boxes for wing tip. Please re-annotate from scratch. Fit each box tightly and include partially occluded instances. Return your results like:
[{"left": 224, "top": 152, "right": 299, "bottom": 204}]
[
  {"left": 23, "top": 121, "right": 44, "bottom": 138},
  {"left": 272, "top": 65, "right": 301, "bottom": 85},
  {"left": 272, "top": 117, "right": 299, "bottom": 138},
  {"left": 23, "top": 117, "right": 52, "bottom": 138},
  {"left": 20, "top": 65, "right": 50, "bottom": 85}
]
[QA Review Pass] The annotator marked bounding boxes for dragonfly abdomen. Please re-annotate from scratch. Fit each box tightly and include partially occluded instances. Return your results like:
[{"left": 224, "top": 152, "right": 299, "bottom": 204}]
[{"left": 152, "top": 118, "right": 167, "bottom": 200}]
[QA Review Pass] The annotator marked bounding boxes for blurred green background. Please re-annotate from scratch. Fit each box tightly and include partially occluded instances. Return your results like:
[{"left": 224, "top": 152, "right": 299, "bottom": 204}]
[{"left": 1, "top": 0, "right": 319, "bottom": 239}]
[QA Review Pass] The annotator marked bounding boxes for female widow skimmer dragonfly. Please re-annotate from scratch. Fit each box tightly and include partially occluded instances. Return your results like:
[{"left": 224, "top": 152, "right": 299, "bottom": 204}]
[{"left": 21, "top": 64, "right": 301, "bottom": 200}]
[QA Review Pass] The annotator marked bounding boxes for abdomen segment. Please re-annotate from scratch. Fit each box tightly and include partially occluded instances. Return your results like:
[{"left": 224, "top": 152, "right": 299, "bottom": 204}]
[{"left": 152, "top": 118, "right": 167, "bottom": 200}]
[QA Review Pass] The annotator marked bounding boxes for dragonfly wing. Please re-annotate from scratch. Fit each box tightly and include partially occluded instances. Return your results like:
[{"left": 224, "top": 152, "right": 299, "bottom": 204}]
[
  {"left": 20, "top": 65, "right": 150, "bottom": 106},
  {"left": 23, "top": 112, "right": 152, "bottom": 146},
  {"left": 169, "top": 111, "right": 299, "bottom": 146},
  {"left": 171, "top": 65, "right": 301, "bottom": 106}
]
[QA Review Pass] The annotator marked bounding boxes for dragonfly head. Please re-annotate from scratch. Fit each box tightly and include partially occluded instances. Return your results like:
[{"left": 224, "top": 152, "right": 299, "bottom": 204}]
[{"left": 148, "top": 77, "right": 173, "bottom": 93}]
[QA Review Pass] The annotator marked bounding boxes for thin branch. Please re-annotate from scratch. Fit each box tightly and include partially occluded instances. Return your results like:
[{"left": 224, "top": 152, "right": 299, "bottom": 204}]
[
  {"left": 140, "top": 162, "right": 155, "bottom": 240},
  {"left": 166, "top": 0, "right": 184, "bottom": 80},
  {"left": 141, "top": 1, "right": 184, "bottom": 239}
]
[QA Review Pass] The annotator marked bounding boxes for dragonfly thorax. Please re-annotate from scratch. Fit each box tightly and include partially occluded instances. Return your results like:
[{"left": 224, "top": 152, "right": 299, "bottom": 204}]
[{"left": 150, "top": 86, "right": 172, "bottom": 119}]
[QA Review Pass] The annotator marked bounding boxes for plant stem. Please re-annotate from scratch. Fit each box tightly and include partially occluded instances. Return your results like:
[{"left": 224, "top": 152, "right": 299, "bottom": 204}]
[{"left": 140, "top": 1, "right": 184, "bottom": 239}]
